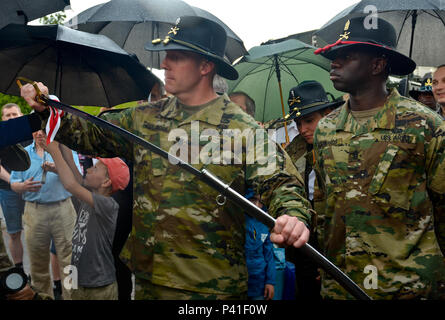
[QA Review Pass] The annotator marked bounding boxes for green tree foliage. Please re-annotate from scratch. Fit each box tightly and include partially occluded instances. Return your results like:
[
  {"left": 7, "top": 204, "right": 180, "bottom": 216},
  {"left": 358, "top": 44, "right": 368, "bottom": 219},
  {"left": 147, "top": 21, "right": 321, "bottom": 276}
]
[
  {"left": 0, "top": 92, "right": 31, "bottom": 115},
  {"left": 39, "top": 11, "right": 66, "bottom": 25}
]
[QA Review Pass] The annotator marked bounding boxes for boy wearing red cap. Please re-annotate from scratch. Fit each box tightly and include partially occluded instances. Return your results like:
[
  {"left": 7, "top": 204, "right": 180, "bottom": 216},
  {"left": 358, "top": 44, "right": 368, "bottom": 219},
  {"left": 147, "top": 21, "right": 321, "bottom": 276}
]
[{"left": 44, "top": 140, "right": 130, "bottom": 300}]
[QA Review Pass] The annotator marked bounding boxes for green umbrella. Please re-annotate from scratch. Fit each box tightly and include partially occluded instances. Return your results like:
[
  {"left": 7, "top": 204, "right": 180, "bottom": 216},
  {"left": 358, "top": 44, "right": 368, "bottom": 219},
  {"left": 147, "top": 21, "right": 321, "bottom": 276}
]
[{"left": 228, "top": 39, "right": 344, "bottom": 142}]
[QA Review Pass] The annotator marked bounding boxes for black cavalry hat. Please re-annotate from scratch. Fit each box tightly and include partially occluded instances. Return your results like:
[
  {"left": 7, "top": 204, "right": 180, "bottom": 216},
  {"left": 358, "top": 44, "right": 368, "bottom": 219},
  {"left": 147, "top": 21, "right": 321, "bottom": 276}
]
[
  {"left": 286, "top": 80, "right": 343, "bottom": 120},
  {"left": 145, "top": 16, "right": 238, "bottom": 80},
  {"left": 409, "top": 73, "right": 434, "bottom": 99},
  {"left": 314, "top": 17, "right": 416, "bottom": 76}
]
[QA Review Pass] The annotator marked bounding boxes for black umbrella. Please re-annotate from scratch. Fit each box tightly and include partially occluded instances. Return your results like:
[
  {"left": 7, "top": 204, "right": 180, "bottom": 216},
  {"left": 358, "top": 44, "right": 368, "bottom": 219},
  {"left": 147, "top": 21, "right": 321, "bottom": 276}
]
[
  {"left": 0, "top": 0, "right": 70, "bottom": 29},
  {"left": 65, "top": 0, "right": 247, "bottom": 68},
  {"left": 0, "top": 23, "right": 157, "bottom": 108},
  {"left": 314, "top": 0, "right": 445, "bottom": 68}
]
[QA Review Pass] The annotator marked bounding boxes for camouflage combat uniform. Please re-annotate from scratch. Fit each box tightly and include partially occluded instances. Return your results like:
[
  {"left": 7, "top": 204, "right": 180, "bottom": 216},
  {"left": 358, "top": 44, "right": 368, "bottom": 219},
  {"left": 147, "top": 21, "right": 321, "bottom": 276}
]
[
  {"left": 39, "top": 93, "right": 312, "bottom": 299},
  {"left": 286, "top": 134, "right": 324, "bottom": 219},
  {"left": 313, "top": 88, "right": 445, "bottom": 299},
  {"left": 285, "top": 134, "right": 324, "bottom": 299},
  {"left": 286, "top": 134, "right": 325, "bottom": 242},
  {"left": 437, "top": 107, "right": 445, "bottom": 120}
]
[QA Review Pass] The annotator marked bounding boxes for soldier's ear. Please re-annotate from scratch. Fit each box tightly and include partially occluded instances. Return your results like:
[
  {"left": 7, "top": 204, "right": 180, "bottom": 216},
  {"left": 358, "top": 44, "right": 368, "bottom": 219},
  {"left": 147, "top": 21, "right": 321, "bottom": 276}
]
[
  {"left": 200, "top": 59, "right": 216, "bottom": 77},
  {"left": 371, "top": 56, "right": 389, "bottom": 78}
]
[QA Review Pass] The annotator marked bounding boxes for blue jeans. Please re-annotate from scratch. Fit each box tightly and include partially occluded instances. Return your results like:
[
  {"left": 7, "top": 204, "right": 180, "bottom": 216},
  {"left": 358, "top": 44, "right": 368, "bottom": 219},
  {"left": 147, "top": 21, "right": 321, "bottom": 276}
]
[{"left": 0, "top": 189, "right": 25, "bottom": 234}]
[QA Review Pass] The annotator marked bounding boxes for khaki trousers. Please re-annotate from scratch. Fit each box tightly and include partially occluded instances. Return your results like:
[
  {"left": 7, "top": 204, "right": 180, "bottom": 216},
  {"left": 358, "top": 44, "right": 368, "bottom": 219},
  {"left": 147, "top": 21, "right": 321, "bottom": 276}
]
[
  {"left": 23, "top": 198, "right": 76, "bottom": 299},
  {"left": 71, "top": 281, "right": 118, "bottom": 300},
  {"left": 0, "top": 227, "right": 13, "bottom": 271}
]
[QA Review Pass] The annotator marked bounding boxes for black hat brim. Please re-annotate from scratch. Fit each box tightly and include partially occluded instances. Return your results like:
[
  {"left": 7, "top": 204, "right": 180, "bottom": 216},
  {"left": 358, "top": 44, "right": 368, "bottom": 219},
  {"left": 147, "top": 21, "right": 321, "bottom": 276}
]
[
  {"left": 289, "top": 100, "right": 343, "bottom": 120},
  {"left": 409, "top": 89, "right": 433, "bottom": 99},
  {"left": 145, "top": 41, "right": 238, "bottom": 80},
  {"left": 409, "top": 90, "right": 420, "bottom": 99},
  {"left": 320, "top": 43, "right": 416, "bottom": 76}
]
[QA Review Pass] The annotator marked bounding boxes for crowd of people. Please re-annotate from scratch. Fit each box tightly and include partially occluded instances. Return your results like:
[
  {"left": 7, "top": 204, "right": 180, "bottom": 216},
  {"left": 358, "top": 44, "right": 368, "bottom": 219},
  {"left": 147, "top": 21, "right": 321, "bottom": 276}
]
[{"left": 1, "top": 13, "right": 445, "bottom": 301}]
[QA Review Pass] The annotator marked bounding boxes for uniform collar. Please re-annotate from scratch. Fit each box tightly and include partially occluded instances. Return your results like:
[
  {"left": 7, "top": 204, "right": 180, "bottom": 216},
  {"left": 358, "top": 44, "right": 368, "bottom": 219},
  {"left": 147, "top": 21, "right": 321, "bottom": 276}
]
[
  {"left": 285, "top": 134, "right": 307, "bottom": 161},
  {"left": 158, "top": 96, "right": 183, "bottom": 121},
  {"left": 438, "top": 105, "right": 445, "bottom": 119},
  {"left": 335, "top": 88, "right": 399, "bottom": 133},
  {"left": 159, "top": 94, "right": 230, "bottom": 127}
]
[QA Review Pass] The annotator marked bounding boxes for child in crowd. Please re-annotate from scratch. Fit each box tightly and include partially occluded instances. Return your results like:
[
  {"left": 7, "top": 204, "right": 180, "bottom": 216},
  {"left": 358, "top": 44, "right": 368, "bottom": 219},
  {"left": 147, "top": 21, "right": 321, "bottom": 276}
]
[
  {"left": 244, "top": 188, "right": 276, "bottom": 300},
  {"left": 44, "top": 141, "right": 129, "bottom": 300}
]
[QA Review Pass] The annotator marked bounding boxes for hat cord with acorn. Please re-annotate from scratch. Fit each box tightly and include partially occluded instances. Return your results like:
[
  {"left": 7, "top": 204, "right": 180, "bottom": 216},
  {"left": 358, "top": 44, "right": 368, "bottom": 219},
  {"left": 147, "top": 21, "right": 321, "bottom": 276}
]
[
  {"left": 283, "top": 81, "right": 343, "bottom": 121},
  {"left": 314, "top": 16, "right": 416, "bottom": 76},
  {"left": 145, "top": 16, "right": 238, "bottom": 80}
]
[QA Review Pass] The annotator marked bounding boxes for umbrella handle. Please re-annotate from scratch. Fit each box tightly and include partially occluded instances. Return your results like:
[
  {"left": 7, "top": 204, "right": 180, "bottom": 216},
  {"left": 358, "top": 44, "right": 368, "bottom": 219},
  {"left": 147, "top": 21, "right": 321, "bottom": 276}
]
[
  {"left": 274, "top": 54, "right": 290, "bottom": 145},
  {"left": 277, "top": 80, "right": 290, "bottom": 145}
]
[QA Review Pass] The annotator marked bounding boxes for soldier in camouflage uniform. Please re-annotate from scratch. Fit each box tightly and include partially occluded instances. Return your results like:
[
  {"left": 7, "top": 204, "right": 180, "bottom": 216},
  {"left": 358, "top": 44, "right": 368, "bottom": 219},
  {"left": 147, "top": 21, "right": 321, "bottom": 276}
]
[
  {"left": 284, "top": 81, "right": 342, "bottom": 299},
  {"left": 285, "top": 81, "right": 342, "bottom": 212},
  {"left": 21, "top": 16, "right": 313, "bottom": 300},
  {"left": 313, "top": 17, "right": 445, "bottom": 299}
]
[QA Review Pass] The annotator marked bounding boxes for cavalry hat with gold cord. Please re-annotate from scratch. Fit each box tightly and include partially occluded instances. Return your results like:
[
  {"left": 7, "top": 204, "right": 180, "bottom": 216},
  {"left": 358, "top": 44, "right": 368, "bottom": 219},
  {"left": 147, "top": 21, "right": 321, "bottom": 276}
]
[
  {"left": 145, "top": 16, "right": 238, "bottom": 80},
  {"left": 409, "top": 73, "right": 434, "bottom": 99},
  {"left": 314, "top": 16, "right": 416, "bottom": 76},
  {"left": 286, "top": 80, "right": 343, "bottom": 121}
]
